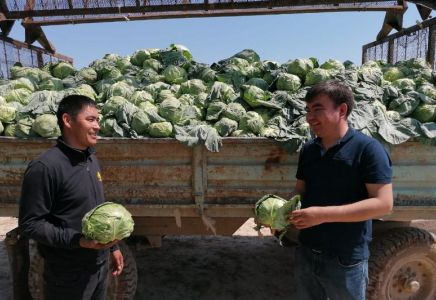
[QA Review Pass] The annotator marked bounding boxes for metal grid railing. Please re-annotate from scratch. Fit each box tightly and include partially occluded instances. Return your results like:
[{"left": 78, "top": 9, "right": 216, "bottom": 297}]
[
  {"left": 0, "top": 36, "right": 73, "bottom": 78},
  {"left": 363, "top": 17, "right": 436, "bottom": 68}
]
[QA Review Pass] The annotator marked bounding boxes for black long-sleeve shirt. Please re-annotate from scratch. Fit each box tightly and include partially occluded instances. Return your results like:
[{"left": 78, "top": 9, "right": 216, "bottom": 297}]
[{"left": 19, "top": 138, "right": 119, "bottom": 268}]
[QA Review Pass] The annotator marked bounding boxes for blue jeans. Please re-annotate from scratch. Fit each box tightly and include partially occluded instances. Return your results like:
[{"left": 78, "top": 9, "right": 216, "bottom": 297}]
[{"left": 294, "top": 244, "right": 368, "bottom": 300}]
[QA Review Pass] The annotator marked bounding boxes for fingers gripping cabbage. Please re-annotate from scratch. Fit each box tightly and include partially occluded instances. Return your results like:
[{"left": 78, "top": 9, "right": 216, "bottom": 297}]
[
  {"left": 82, "top": 202, "right": 135, "bottom": 244},
  {"left": 254, "top": 194, "right": 301, "bottom": 241}
]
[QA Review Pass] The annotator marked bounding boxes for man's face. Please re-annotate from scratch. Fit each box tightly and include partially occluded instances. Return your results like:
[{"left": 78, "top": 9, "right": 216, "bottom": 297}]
[
  {"left": 305, "top": 94, "right": 345, "bottom": 138},
  {"left": 66, "top": 105, "right": 100, "bottom": 149}
]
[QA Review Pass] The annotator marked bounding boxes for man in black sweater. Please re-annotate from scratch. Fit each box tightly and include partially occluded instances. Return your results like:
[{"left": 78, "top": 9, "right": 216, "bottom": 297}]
[{"left": 19, "top": 95, "right": 123, "bottom": 300}]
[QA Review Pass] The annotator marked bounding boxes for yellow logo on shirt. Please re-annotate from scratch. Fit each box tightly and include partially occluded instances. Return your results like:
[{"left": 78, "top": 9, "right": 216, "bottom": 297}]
[{"left": 97, "top": 172, "right": 102, "bottom": 181}]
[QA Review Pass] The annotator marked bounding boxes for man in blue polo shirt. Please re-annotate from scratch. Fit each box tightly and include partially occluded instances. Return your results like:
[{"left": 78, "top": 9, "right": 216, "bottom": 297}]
[{"left": 287, "top": 80, "right": 393, "bottom": 300}]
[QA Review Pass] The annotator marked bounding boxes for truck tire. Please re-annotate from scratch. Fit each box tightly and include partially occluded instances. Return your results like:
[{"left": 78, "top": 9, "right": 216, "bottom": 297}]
[
  {"left": 367, "top": 227, "right": 436, "bottom": 300},
  {"left": 106, "top": 241, "right": 138, "bottom": 300},
  {"left": 28, "top": 241, "right": 137, "bottom": 300},
  {"left": 28, "top": 250, "right": 44, "bottom": 300}
]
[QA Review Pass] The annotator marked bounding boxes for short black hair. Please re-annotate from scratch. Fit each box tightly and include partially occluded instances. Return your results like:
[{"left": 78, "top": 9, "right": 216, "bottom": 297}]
[
  {"left": 56, "top": 95, "right": 98, "bottom": 133},
  {"left": 305, "top": 80, "right": 355, "bottom": 117}
]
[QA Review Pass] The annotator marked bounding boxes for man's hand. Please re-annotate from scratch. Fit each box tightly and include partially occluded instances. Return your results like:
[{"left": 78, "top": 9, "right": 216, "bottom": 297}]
[
  {"left": 79, "top": 238, "right": 118, "bottom": 250},
  {"left": 287, "top": 207, "right": 326, "bottom": 229},
  {"left": 110, "top": 249, "right": 124, "bottom": 276}
]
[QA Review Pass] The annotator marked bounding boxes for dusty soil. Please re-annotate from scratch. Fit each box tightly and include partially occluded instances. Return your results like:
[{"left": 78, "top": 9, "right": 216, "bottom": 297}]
[{"left": 0, "top": 217, "right": 297, "bottom": 300}]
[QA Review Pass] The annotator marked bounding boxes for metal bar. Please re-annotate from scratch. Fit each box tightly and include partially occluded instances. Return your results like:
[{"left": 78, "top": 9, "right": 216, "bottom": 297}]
[
  {"left": 361, "top": 46, "right": 368, "bottom": 64},
  {"left": 0, "top": 0, "right": 10, "bottom": 13},
  {"left": 429, "top": 23, "right": 436, "bottom": 69},
  {"left": 4, "top": 228, "right": 33, "bottom": 300},
  {"left": 7, "top": 2, "right": 406, "bottom": 18},
  {"left": 363, "top": 16, "right": 436, "bottom": 50},
  {"left": 193, "top": 146, "right": 205, "bottom": 213},
  {"left": 388, "top": 39, "right": 394, "bottom": 64},
  {"left": 0, "top": 35, "right": 72, "bottom": 63},
  {"left": 21, "top": 6, "right": 405, "bottom": 26}
]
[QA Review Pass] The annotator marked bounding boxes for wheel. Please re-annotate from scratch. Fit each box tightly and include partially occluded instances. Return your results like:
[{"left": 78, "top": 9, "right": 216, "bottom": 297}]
[
  {"left": 367, "top": 227, "right": 436, "bottom": 300},
  {"left": 106, "top": 240, "right": 138, "bottom": 300},
  {"left": 28, "top": 241, "right": 138, "bottom": 300},
  {"left": 28, "top": 250, "right": 44, "bottom": 300}
]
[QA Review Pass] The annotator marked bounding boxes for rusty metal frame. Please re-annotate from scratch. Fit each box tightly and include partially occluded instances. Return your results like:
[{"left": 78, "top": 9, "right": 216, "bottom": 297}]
[
  {"left": 362, "top": 16, "right": 436, "bottom": 67},
  {"left": 0, "top": 34, "right": 72, "bottom": 62},
  {"left": 0, "top": 0, "right": 407, "bottom": 26}
]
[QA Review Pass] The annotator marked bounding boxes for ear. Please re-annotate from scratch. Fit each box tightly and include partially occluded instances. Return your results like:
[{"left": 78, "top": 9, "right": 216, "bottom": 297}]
[
  {"left": 62, "top": 113, "right": 72, "bottom": 130},
  {"left": 340, "top": 103, "right": 348, "bottom": 118}
]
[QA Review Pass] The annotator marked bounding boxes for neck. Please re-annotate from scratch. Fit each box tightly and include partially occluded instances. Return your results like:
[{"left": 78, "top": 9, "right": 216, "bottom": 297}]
[
  {"left": 321, "top": 123, "right": 349, "bottom": 150},
  {"left": 61, "top": 134, "right": 87, "bottom": 151}
]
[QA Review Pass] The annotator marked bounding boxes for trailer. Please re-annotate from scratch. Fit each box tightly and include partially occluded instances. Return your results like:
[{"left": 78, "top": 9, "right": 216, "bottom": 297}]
[{"left": 1, "top": 136, "right": 436, "bottom": 300}]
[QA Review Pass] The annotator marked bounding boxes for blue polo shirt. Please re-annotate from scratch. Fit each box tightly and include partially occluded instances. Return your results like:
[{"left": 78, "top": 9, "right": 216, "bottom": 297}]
[{"left": 296, "top": 127, "right": 392, "bottom": 259}]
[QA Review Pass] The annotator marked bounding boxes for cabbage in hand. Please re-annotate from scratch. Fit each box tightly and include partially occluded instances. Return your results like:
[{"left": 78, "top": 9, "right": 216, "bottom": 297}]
[
  {"left": 82, "top": 202, "right": 134, "bottom": 244},
  {"left": 254, "top": 194, "right": 301, "bottom": 240}
]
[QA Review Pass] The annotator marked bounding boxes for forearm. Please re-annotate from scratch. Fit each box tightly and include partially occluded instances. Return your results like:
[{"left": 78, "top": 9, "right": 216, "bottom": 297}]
[{"left": 322, "top": 197, "right": 393, "bottom": 223}]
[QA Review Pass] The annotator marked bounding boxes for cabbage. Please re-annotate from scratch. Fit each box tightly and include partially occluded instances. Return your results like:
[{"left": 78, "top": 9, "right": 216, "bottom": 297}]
[
  {"left": 383, "top": 67, "right": 405, "bottom": 82},
  {"left": 222, "top": 102, "right": 246, "bottom": 121},
  {"left": 245, "top": 78, "right": 269, "bottom": 91},
  {"left": 276, "top": 73, "right": 301, "bottom": 92},
  {"left": 39, "top": 78, "right": 65, "bottom": 91},
  {"left": 101, "top": 67, "right": 122, "bottom": 80},
  {"left": 99, "top": 117, "right": 119, "bottom": 137},
  {"left": 284, "top": 58, "right": 314, "bottom": 79},
  {"left": 143, "top": 59, "right": 162, "bottom": 72},
  {"left": 104, "top": 81, "right": 135, "bottom": 100},
  {"left": 52, "top": 62, "right": 76, "bottom": 79},
  {"left": 149, "top": 122, "right": 173, "bottom": 137},
  {"left": 13, "top": 77, "right": 37, "bottom": 92},
  {"left": 392, "top": 78, "right": 415, "bottom": 93},
  {"left": 82, "top": 202, "right": 134, "bottom": 244},
  {"left": 4, "top": 123, "right": 16, "bottom": 136},
  {"left": 102, "top": 96, "right": 127, "bottom": 115},
  {"left": 0, "top": 121, "right": 3, "bottom": 134},
  {"left": 129, "top": 90, "right": 154, "bottom": 106},
  {"left": 320, "top": 59, "right": 345, "bottom": 71},
  {"left": 233, "top": 49, "right": 260, "bottom": 63},
  {"left": 305, "top": 68, "right": 332, "bottom": 86},
  {"left": 157, "top": 90, "right": 177, "bottom": 104},
  {"left": 206, "top": 102, "right": 227, "bottom": 121},
  {"left": 77, "top": 68, "right": 98, "bottom": 84},
  {"left": 254, "top": 194, "right": 301, "bottom": 240},
  {"left": 180, "top": 79, "right": 207, "bottom": 95},
  {"left": 231, "top": 130, "right": 256, "bottom": 137},
  {"left": 0, "top": 105, "right": 16, "bottom": 122},
  {"left": 162, "top": 65, "right": 188, "bottom": 84},
  {"left": 213, "top": 117, "right": 238, "bottom": 136},
  {"left": 239, "top": 111, "right": 265, "bottom": 134},
  {"left": 242, "top": 85, "right": 271, "bottom": 108},
  {"left": 178, "top": 94, "right": 195, "bottom": 106},
  {"left": 158, "top": 98, "right": 182, "bottom": 123},
  {"left": 410, "top": 104, "right": 436, "bottom": 123},
  {"left": 32, "top": 114, "right": 61, "bottom": 137},
  {"left": 131, "top": 110, "right": 151, "bottom": 135},
  {"left": 5, "top": 88, "right": 32, "bottom": 105},
  {"left": 130, "top": 49, "right": 151, "bottom": 67}
]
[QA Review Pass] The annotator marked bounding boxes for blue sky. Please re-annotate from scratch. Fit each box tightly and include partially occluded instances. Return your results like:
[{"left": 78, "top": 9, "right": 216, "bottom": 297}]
[{"left": 8, "top": 6, "right": 425, "bottom": 69}]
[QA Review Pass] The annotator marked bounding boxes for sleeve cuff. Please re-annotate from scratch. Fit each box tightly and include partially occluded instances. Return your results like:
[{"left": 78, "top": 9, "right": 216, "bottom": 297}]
[{"left": 110, "top": 243, "right": 120, "bottom": 252}]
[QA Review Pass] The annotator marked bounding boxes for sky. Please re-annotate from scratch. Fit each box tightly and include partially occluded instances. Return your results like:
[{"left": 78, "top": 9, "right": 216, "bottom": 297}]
[{"left": 6, "top": 5, "right": 427, "bottom": 69}]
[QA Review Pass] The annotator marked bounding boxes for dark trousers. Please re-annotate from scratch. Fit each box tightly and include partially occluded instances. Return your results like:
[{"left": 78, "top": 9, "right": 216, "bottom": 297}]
[{"left": 43, "top": 260, "right": 108, "bottom": 300}]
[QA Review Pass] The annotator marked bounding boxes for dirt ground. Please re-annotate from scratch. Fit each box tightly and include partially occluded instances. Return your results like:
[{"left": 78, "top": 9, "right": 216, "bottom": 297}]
[{"left": 0, "top": 217, "right": 297, "bottom": 300}]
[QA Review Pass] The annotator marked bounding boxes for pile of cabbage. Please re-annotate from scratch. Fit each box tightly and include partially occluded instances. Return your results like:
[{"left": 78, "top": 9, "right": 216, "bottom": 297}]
[
  {"left": 82, "top": 202, "right": 134, "bottom": 244},
  {"left": 0, "top": 43, "right": 436, "bottom": 153},
  {"left": 254, "top": 194, "right": 301, "bottom": 241}
]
